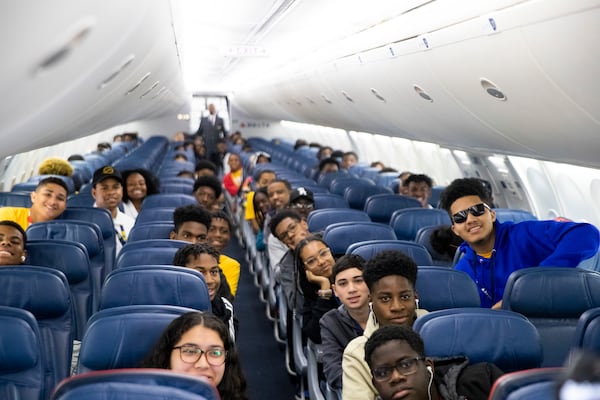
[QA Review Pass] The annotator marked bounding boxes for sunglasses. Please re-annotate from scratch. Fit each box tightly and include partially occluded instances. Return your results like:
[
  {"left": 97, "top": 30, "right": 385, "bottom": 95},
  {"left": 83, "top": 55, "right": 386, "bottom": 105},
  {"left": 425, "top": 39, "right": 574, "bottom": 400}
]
[{"left": 452, "top": 203, "right": 490, "bottom": 224}]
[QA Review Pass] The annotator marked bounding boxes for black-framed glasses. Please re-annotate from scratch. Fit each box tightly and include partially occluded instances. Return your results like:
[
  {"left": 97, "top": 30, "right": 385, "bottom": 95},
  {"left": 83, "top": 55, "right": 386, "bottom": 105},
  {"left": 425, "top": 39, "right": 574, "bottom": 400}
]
[
  {"left": 452, "top": 203, "right": 490, "bottom": 224},
  {"left": 372, "top": 357, "right": 426, "bottom": 381},
  {"left": 173, "top": 344, "right": 227, "bottom": 366}
]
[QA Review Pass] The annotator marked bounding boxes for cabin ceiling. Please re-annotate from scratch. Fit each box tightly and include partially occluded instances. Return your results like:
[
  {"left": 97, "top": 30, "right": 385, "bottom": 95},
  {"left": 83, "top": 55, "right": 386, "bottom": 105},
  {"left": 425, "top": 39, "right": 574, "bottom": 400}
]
[{"left": 2, "top": 0, "right": 600, "bottom": 168}]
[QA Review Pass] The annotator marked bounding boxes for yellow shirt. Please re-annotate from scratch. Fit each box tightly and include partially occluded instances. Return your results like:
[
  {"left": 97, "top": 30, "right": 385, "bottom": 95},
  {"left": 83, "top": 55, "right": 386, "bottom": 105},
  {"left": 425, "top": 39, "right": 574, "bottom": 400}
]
[
  {"left": 244, "top": 191, "right": 256, "bottom": 220},
  {"left": 220, "top": 254, "right": 240, "bottom": 296},
  {"left": 0, "top": 207, "right": 30, "bottom": 230}
]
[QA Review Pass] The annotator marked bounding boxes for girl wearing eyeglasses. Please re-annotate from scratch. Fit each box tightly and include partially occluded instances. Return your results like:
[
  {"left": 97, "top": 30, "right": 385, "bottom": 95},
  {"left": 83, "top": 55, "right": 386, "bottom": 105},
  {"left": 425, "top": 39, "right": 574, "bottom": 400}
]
[
  {"left": 141, "top": 312, "right": 248, "bottom": 400},
  {"left": 294, "top": 235, "right": 339, "bottom": 343}
]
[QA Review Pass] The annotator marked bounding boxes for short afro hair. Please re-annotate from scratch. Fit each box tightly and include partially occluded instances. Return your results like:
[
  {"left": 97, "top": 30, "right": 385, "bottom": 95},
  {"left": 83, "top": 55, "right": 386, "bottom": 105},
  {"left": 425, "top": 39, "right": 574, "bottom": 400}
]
[
  {"left": 438, "top": 178, "right": 491, "bottom": 213},
  {"left": 363, "top": 250, "right": 418, "bottom": 291}
]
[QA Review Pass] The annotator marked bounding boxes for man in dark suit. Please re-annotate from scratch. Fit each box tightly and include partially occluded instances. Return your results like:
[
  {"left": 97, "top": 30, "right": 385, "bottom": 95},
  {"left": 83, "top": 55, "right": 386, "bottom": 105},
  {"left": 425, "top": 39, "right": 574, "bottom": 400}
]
[{"left": 195, "top": 103, "right": 227, "bottom": 159}]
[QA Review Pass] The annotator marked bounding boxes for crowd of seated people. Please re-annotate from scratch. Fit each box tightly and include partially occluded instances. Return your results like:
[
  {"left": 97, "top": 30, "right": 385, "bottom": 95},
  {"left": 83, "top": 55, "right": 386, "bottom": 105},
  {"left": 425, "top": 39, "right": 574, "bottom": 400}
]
[{"left": 0, "top": 129, "right": 599, "bottom": 400}]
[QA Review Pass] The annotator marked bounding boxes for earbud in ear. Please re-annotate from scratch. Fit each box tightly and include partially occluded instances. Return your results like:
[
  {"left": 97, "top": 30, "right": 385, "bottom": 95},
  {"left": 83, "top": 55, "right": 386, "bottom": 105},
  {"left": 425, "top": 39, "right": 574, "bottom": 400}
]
[
  {"left": 415, "top": 298, "right": 420, "bottom": 309},
  {"left": 426, "top": 366, "right": 433, "bottom": 374},
  {"left": 21, "top": 255, "right": 26, "bottom": 262}
]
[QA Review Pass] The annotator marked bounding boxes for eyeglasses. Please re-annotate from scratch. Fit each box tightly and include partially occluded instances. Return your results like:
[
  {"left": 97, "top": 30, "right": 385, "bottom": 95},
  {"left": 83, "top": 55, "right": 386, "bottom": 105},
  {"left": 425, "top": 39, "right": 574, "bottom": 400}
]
[
  {"left": 277, "top": 221, "right": 300, "bottom": 242},
  {"left": 451, "top": 203, "right": 490, "bottom": 224},
  {"left": 173, "top": 344, "right": 227, "bottom": 366},
  {"left": 290, "top": 203, "right": 314, "bottom": 210},
  {"left": 372, "top": 357, "right": 426, "bottom": 381},
  {"left": 304, "top": 247, "right": 332, "bottom": 268}
]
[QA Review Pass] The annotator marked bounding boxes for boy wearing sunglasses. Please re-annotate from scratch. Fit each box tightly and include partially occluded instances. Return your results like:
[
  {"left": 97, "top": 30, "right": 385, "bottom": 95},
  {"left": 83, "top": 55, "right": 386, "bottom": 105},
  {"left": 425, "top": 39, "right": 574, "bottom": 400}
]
[{"left": 439, "top": 178, "right": 599, "bottom": 309}]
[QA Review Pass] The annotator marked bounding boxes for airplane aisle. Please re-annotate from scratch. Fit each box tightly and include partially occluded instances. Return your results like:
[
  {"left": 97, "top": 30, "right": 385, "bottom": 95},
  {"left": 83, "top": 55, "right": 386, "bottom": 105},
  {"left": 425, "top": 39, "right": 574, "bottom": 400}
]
[{"left": 225, "top": 239, "right": 297, "bottom": 399}]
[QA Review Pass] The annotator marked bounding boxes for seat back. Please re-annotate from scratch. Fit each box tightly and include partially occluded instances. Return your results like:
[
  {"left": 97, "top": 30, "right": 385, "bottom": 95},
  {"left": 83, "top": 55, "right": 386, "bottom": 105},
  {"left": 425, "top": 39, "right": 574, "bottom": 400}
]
[
  {"left": 0, "top": 306, "right": 44, "bottom": 400},
  {"left": 27, "top": 220, "right": 105, "bottom": 312},
  {"left": 60, "top": 207, "right": 116, "bottom": 275},
  {"left": 363, "top": 194, "right": 421, "bottom": 223},
  {"left": 0, "top": 191, "right": 32, "bottom": 207},
  {"left": 329, "top": 177, "right": 366, "bottom": 196},
  {"left": 488, "top": 368, "right": 562, "bottom": 400},
  {"left": 312, "top": 193, "right": 349, "bottom": 209},
  {"left": 66, "top": 193, "right": 95, "bottom": 207},
  {"left": 390, "top": 208, "right": 452, "bottom": 241},
  {"left": 414, "top": 225, "right": 455, "bottom": 266},
  {"left": 413, "top": 308, "right": 543, "bottom": 372},
  {"left": 116, "top": 247, "right": 182, "bottom": 268},
  {"left": 347, "top": 240, "right": 433, "bottom": 265},
  {"left": 494, "top": 208, "right": 537, "bottom": 223},
  {"left": 317, "top": 171, "right": 349, "bottom": 188},
  {"left": 502, "top": 267, "right": 600, "bottom": 367},
  {"left": 99, "top": 266, "right": 210, "bottom": 311},
  {"left": 572, "top": 307, "right": 600, "bottom": 353},
  {"left": 77, "top": 305, "right": 197, "bottom": 373},
  {"left": 343, "top": 184, "right": 393, "bottom": 210},
  {"left": 51, "top": 369, "right": 219, "bottom": 400},
  {"left": 0, "top": 266, "right": 73, "bottom": 395},
  {"left": 141, "top": 194, "right": 196, "bottom": 210},
  {"left": 306, "top": 208, "right": 371, "bottom": 232},
  {"left": 26, "top": 240, "right": 92, "bottom": 340},
  {"left": 136, "top": 207, "right": 176, "bottom": 224},
  {"left": 128, "top": 222, "right": 175, "bottom": 241},
  {"left": 416, "top": 266, "right": 481, "bottom": 311},
  {"left": 323, "top": 222, "right": 396, "bottom": 256}
]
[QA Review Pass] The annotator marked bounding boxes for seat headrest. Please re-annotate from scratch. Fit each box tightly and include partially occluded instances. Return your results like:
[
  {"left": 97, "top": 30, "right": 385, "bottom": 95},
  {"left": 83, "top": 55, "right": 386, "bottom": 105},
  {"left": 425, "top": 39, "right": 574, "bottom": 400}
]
[
  {"left": 504, "top": 268, "right": 600, "bottom": 317},
  {"left": 0, "top": 307, "right": 40, "bottom": 372},
  {"left": 414, "top": 308, "right": 543, "bottom": 372},
  {"left": 0, "top": 267, "right": 70, "bottom": 318}
]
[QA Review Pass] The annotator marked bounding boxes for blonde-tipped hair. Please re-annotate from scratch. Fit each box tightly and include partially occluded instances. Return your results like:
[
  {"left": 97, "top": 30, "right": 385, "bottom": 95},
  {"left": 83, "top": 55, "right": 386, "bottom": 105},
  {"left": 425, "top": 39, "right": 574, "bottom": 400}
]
[{"left": 38, "top": 157, "right": 73, "bottom": 177}]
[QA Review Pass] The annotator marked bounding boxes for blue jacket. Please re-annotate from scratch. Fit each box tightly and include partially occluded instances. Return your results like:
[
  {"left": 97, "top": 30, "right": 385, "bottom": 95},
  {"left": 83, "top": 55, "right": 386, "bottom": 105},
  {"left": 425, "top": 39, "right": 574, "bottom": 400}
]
[{"left": 455, "top": 220, "right": 599, "bottom": 307}]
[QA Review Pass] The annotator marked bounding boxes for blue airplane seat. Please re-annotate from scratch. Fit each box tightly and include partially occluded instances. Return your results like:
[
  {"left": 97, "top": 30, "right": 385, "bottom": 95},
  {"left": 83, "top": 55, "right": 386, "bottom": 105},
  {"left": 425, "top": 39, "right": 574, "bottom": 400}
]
[
  {"left": 0, "top": 306, "right": 44, "bottom": 400},
  {"left": 488, "top": 368, "right": 562, "bottom": 400},
  {"left": 0, "top": 266, "right": 73, "bottom": 396},
  {"left": 77, "top": 305, "right": 196, "bottom": 374},
  {"left": 160, "top": 177, "right": 194, "bottom": 186},
  {"left": 99, "top": 266, "right": 210, "bottom": 311},
  {"left": 159, "top": 182, "right": 193, "bottom": 195},
  {"left": 318, "top": 171, "right": 349, "bottom": 188},
  {"left": 323, "top": 222, "right": 396, "bottom": 256},
  {"left": 389, "top": 207, "right": 452, "bottom": 241},
  {"left": 51, "top": 369, "right": 219, "bottom": 400},
  {"left": 313, "top": 193, "right": 349, "bottom": 209},
  {"left": 26, "top": 220, "right": 105, "bottom": 313},
  {"left": 136, "top": 207, "right": 176, "bottom": 224},
  {"left": 26, "top": 240, "right": 92, "bottom": 341},
  {"left": 69, "top": 160, "right": 93, "bottom": 182},
  {"left": 21, "top": 175, "right": 76, "bottom": 194},
  {"left": 429, "top": 185, "right": 446, "bottom": 208},
  {"left": 494, "top": 208, "right": 537, "bottom": 223},
  {"left": 502, "top": 267, "right": 600, "bottom": 367},
  {"left": 416, "top": 266, "right": 481, "bottom": 311},
  {"left": 10, "top": 181, "right": 39, "bottom": 193},
  {"left": 115, "top": 247, "right": 182, "bottom": 268},
  {"left": 60, "top": 207, "right": 116, "bottom": 276},
  {"left": 128, "top": 222, "right": 174, "bottom": 242},
  {"left": 572, "top": 307, "right": 600, "bottom": 354},
  {"left": 374, "top": 172, "right": 399, "bottom": 189},
  {"left": 0, "top": 191, "right": 32, "bottom": 207},
  {"left": 120, "top": 238, "right": 189, "bottom": 251},
  {"left": 141, "top": 194, "right": 196, "bottom": 209},
  {"left": 66, "top": 193, "right": 95, "bottom": 207},
  {"left": 329, "top": 176, "right": 368, "bottom": 196},
  {"left": 363, "top": 194, "right": 421, "bottom": 223},
  {"left": 414, "top": 308, "right": 543, "bottom": 373},
  {"left": 307, "top": 208, "right": 370, "bottom": 233},
  {"left": 344, "top": 184, "right": 393, "bottom": 210},
  {"left": 414, "top": 225, "right": 455, "bottom": 267},
  {"left": 360, "top": 167, "right": 381, "bottom": 182},
  {"left": 346, "top": 240, "right": 433, "bottom": 265}
]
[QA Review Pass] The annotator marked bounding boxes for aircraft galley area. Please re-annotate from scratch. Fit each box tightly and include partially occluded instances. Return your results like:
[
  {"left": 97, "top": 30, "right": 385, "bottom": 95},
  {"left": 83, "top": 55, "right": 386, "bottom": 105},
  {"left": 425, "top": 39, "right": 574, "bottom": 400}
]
[{"left": 0, "top": 1, "right": 599, "bottom": 399}]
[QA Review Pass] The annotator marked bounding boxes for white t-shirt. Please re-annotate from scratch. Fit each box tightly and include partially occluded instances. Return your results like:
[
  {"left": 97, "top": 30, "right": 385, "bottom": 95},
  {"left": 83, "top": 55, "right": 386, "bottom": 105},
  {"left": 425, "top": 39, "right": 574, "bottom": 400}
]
[{"left": 113, "top": 209, "right": 135, "bottom": 254}]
